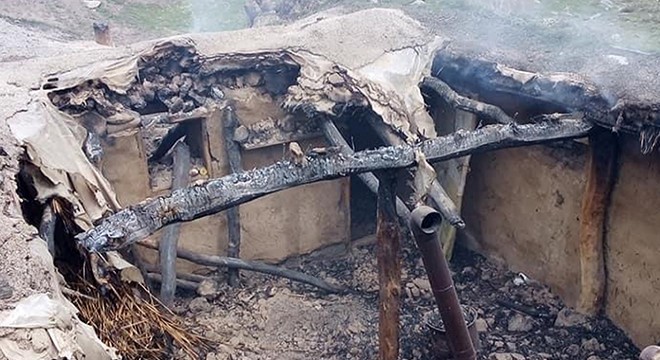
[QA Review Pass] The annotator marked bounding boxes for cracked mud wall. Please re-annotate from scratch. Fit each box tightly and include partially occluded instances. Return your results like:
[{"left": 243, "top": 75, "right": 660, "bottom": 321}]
[{"left": 462, "top": 138, "right": 660, "bottom": 347}]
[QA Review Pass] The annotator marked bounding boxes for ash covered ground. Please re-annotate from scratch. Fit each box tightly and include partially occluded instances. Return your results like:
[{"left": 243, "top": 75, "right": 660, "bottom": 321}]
[{"left": 170, "top": 238, "right": 639, "bottom": 360}]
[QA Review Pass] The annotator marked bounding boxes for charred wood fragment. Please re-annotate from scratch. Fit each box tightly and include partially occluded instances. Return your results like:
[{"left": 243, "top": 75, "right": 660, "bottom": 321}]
[
  {"left": 39, "top": 202, "right": 57, "bottom": 256},
  {"left": 421, "top": 76, "right": 514, "bottom": 124},
  {"left": 376, "top": 170, "right": 402, "bottom": 360},
  {"left": 77, "top": 118, "right": 593, "bottom": 251},
  {"left": 577, "top": 130, "right": 618, "bottom": 315},
  {"left": 139, "top": 239, "right": 342, "bottom": 293},
  {"left": 432, "top": 51, "right": 609, "bottom": 118},
  {"left": 223, "top": 106, "right": 243, "bottom": 287},
  {"left": 159, "top": 141, "right": 191, "bottom": 305},
  {"left": 149, "top": 123, "right": 190, "bottom": 163}
]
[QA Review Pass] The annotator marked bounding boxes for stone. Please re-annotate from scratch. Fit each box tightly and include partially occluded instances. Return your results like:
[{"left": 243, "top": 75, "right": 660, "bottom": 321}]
[
  {"left": 507, "top": 313, "right": 534, "bottom": 332},
  {"left": 0, "top": 277, "right": 13, "bottom": 300},
  {"left": 188, "top": 297, "right": 212, "bottom": 313},
  {"left": 586, "top": 356, "right": 601, "bottom": 360},
  {"left": 488, "top": 353, "right": 525, "bottom": 360},
  {"left": 554, "top": 307, "right": 588, "bottom": 327},
  {"left": 84, "top": 0, "right": 101, "bottom": 9},
  {"left": 410, "top": 286, "right": 421, "bottom": 298},
  {"left": 244, "top": 72, "right": 262, "bottom": 87},
  {"left": 582, "top": 338, "right": 603, "bottom": 352},
  {"left": 544, "top": 336, "right": 557, "bottom": 346},
  {"left": 412, "top": 278, "right": 431, "bottom": 291},
  {"left": 327, "top": 73, "right": 344, "bottom": 86},
  {"left": 476, "top": 318, "right": 489, "bottom": 332},
  {"left": 566, "top": 344, "right": 580, "bottom": 356},
  {"left": 197, "top": 279, "right": 218, "bottom": 298}
]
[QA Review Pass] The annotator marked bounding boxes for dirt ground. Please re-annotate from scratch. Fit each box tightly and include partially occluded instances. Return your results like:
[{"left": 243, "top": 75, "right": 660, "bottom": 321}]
[{"left": 169, "top": 237, "right": 639, "bottom": 359}]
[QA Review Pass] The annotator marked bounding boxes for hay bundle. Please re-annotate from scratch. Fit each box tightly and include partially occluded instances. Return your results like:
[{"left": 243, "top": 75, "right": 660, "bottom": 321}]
[{"left": 69, "top": 278, "right": 212, "bottom": 359}]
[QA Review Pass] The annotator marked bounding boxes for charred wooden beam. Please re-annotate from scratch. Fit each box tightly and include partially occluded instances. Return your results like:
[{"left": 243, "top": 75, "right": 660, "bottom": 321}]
[
  {"left": 376, "top": 171, "right": 401, "bottom": 360},
  {"left": 159, "top": 141, "right": 191, "bottom": 305},
  {"left": 142, "top": 107, "right": 211, "bottom": 126},
  {"left": 439, "top": 110, "right": 479, "bottom": 260},
  {"left": 144, "top": 264, "right": 209, "bottom": 283},
  {"left": 147, "top": 273, "right": 199, "bottom": 292},
  {"left": 421, "top": 76, "right": 514, "bottom": 124},
  {"left": 223, "top": 106, "right": 243, "bottom": 286},
  {"left": 77, "top": 118, "right": 592, "bottom": 251},
  {"left": 139, "top": 239, "right": 342, "bottom": 293},
  {"left": 577, "top": 130, "right": 618, "bottom": 315}
]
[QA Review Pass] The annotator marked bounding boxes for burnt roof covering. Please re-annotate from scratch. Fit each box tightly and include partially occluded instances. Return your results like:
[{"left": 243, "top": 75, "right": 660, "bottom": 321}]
[{"left": 402, "top": 1, "right": 660, "bottom": 151}]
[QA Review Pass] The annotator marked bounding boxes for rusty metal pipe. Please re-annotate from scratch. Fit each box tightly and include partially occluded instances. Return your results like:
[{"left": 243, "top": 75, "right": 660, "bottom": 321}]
[
  {"left": 640, "top": 345, "right": 660, "bottom": 360},
  {"left": 410, "top": 206, "right": 476, "bottom": 360}
]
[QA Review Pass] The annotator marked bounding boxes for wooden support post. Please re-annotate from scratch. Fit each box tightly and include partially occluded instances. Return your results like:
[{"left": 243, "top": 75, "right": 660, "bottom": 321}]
[
  {"left": 223, "top": 106, "right": 243, "bottom": 286},
  {"left": 93, "top": 22, "right": 113, "bottom": 46},
  {"left": 577, "top": 130, "right": 617, "bottom": 315},
  {"left": 376, "top": 170, "right": 401, "bottom": 360},
  {"left": 159, "top": 141, "right": 191, "bottom": 305}
]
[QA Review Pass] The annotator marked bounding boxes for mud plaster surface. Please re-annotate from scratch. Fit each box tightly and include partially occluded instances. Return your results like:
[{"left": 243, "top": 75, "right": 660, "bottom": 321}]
[{"left": 0, "top": 89, "right": 54, "bottom": 310}]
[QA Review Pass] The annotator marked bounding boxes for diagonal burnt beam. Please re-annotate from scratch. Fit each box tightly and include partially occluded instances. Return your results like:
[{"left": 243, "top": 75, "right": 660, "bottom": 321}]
[
  {"left": 76, "top": 118, "right": 592, "bottom": 252},
  {"left": 318, "top": 117, "right": 411, "bottom": 219},
  {"left": 420, "top": 76, "right": 514, "bottom": 124}
]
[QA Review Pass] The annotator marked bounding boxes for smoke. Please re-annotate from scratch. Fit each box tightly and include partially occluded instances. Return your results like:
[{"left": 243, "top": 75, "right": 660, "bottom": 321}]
[{"left": 189, "top": 0, "right": 248, "bottom": 32}]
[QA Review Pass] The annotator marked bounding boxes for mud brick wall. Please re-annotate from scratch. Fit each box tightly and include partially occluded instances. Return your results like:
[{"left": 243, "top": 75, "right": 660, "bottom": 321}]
[
  {"left": 462, "top": 136, "right": 660, "bottom": 347},
  {"left": 101, "top": 130, "right": 350, "bottom": 274}
]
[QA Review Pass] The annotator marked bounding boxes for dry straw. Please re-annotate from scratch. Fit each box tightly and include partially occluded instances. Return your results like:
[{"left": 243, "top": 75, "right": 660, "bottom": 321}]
[{"left": 69, "top": 278, "right": 213, "bottom": 359}]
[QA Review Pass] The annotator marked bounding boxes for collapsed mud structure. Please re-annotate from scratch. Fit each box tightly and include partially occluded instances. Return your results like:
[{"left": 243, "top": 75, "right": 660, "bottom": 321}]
[{"left": 0, "top": 7, "right": 658, "bottom": 360}]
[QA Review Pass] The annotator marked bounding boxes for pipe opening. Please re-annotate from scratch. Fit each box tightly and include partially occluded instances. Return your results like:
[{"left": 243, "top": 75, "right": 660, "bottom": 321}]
[{"left": 420, "top": 212, "right": 442, "bottom": 234}]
